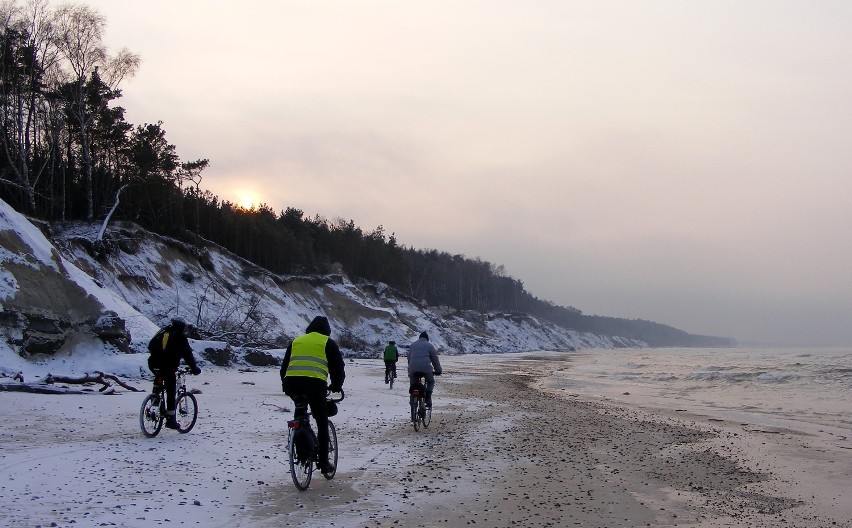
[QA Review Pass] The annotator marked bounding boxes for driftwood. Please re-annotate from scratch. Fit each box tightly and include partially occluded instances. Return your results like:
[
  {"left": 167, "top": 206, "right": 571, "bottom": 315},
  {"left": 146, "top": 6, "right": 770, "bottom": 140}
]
[
  {"left": 42, "top": 371, "right": 143, "bottom": 393},
  {"left": 0, "top": 382, "right": 86, "bottom": 395}
]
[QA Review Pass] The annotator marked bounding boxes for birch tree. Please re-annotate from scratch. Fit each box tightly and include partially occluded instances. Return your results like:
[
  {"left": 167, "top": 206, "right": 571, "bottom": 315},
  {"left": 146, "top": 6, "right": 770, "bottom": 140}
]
[
  {"left": 0, "top": 0, "right": 59, "bottom": 213},
  {"left": 51, "top": 2, "right": 138, "bottom": 220}
]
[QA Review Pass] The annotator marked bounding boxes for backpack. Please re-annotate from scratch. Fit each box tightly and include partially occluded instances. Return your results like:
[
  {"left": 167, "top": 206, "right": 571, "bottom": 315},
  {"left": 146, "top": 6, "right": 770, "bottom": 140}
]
[{"left": 148, "top": 328, "right": 169, "bottom": 359}]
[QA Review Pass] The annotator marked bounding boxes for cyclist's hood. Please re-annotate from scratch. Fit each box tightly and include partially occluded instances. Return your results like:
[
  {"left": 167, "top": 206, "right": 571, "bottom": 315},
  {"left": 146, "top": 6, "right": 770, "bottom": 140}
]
[
  {"left": 305, "top": 315, "right": 332, "bottom": 336},
  {"left": 170, "top": 318, "right": 186, "bottom": 334}
]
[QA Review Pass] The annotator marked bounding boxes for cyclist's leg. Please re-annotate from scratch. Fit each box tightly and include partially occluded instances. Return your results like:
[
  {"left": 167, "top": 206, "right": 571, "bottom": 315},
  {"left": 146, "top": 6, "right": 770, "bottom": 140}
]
[
  {"left": 162, "top": 370, "right": 178, "bottom": 412},
  {"left": 291, "top": 397, "right": 308, "bottom": 419},
  {"left": 160, "top": 370, "right": 179, "bottom": 427},
  {"left": 147, "top": 358, "right": 162, "bottom": 392},
  {"left": 284, "top": 378, "right": 311, "bottom": 420},
  {"left": 308, "top": 390, "right": 331, "bottom": 464},
  {"left": 147, "top": 356, "right": 158, "bottom": 376},
  {"left": 424, "top": 372, "right": 435, "bottom": 407}
]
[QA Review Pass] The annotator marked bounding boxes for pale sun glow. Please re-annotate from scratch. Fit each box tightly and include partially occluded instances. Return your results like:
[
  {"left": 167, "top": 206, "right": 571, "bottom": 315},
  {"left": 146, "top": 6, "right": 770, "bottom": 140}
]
[{"left": 237, "top": 191, "right": 260, "bottom": 210}]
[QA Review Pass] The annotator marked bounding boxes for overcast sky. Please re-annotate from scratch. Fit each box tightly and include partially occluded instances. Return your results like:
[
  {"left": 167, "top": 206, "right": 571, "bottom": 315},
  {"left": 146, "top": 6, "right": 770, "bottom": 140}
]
[{"left": 83, "top": 0, "right": 852, "bottom": 347}]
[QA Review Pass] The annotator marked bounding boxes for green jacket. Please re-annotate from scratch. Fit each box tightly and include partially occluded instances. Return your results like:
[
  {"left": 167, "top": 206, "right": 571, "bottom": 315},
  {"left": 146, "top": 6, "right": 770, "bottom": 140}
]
[{"left": 383, "top": 344, "right": 398, "bottom": 361}]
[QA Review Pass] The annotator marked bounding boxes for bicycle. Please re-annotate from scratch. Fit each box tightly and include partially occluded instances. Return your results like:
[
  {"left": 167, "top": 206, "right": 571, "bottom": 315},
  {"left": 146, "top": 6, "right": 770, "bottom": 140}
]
[
  {"left": 385, "top": 363, "right": 397, "bottom": 389},
  {"left": 287, "top": 390, "right": 345, "bottom": 491},
  {"left": 139, "top": 366, "right": 198, "bottom": 437},
  {"left": 409, "top": 372, "right": 431, "bottom": 431}
]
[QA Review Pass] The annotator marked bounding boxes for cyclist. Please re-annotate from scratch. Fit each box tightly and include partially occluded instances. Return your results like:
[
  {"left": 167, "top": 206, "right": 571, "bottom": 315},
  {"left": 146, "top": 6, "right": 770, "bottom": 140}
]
[
  {"left": 383, "top": 340, "right": 399, "bottom": 384},
  {"left": 147, "top": 318, "right": 201, "bottom": 429},
  {"left": 280, "top": 315, "right": 345, "bottom": 476},
  {"left": 407, "top": 331, "right": 442, "bottom": 408}
]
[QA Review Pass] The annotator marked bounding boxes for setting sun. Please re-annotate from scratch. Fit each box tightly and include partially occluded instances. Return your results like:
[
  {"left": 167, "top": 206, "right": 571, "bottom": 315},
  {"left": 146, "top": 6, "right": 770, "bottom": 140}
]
[{"left": 237, "top": 190, "right": 260, "bottom": 210}]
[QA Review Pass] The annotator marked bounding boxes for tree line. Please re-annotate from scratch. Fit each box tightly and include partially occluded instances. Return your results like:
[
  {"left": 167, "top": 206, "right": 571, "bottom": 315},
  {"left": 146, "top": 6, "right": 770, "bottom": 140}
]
[
  {"left": 0, "top": 1, "right": 733, "bottom": 347},
  {"left": 0, "top": 0, "right": 206, "bottom": 229},
  {"left": 0, "top": 0, "right": 566, "bottom": 317}
]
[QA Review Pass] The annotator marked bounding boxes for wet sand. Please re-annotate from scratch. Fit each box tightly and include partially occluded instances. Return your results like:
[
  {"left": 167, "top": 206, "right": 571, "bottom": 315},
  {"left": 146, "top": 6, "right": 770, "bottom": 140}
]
[{"left": 267, "top": 353, "right": 851, "bottom": 527}]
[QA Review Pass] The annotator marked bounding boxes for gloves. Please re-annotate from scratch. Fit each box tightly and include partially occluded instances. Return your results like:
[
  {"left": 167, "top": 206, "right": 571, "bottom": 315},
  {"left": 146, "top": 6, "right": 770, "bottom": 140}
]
[
  {"left": 329, "top": 384, "right": 342, "bottom": 393},
  {"left": 434, "top": 370, "right": 442, "bottom": 376},
  {"left": 191, "top": 366, "right": 201, "bottom": 375}
]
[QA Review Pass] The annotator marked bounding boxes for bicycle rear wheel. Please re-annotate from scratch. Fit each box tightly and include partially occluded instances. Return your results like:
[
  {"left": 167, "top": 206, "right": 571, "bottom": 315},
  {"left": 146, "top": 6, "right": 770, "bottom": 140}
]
[
  {"left": 289, "top": 430, "right": 313, "bottom": 490},
  {"left": 140, "top": 394, "right": 163, "bottom": 437},
  {"left": 411, "top": 396, "right": 421, "bottom": 431},
  {"left": 389, "top": 372, "right": 395, "bottom": 389},
  {"left": 175, "top": 392, "right": 198, "bottom": 433},
  {"left": 324, "top": 421, "right": 338, "bottom": 480}
]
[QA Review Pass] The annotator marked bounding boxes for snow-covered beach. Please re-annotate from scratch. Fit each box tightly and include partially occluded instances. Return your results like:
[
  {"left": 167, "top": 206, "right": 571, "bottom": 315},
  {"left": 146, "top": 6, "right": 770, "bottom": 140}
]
[{"left": 2, "top": 352, "right": 849, "bottom": 528}]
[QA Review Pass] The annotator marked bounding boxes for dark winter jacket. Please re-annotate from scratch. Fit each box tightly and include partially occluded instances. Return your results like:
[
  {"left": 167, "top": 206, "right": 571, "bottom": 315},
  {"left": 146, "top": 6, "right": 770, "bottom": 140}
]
[
  {"left": 280, "top": 316, "right": 346, "bottom": 392},
  {"left": 148, "top": 323, "right": 199, "bottom": 372}
]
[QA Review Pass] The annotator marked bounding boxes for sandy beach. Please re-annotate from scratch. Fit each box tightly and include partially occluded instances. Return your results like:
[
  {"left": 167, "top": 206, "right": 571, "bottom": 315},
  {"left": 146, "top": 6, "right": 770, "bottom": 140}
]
[{"left": 1, "top": 353, "right": 849, "bottom": 527}]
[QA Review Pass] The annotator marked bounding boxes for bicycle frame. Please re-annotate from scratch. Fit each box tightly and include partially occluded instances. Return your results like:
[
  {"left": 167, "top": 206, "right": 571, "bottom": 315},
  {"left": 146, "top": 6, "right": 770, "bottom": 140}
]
[
  {"left": 409, "top": 373, "right": 431, "bottom": 431},
  {"left": 386, "top": 363, "right": 397, "bottom": 388}
]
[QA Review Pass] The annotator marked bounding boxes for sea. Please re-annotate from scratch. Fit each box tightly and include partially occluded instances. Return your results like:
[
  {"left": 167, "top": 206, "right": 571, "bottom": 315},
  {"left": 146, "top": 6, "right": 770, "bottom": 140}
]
[{"left": 548, "top": 347, "right": 851, "bottom": 438}]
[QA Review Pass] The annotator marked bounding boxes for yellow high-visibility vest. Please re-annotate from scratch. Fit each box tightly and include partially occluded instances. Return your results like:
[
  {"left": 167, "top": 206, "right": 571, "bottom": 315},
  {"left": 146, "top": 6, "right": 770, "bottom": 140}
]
[{"left": 285, "top": 332, "right": 329, "bottom": 381}]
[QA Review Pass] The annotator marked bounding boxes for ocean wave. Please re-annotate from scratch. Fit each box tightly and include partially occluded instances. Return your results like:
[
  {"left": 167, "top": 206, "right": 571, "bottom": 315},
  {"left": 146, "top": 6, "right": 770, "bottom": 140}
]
[
  {"left": 697, "top": 365, "right": 738, "bottom": 372},
  {"left": 754, "top": 372, "right": 796, "bottom": 383},
  {"left": 686, "top": 369, "right": 796, "bottom": 383},
  {"left": 624, "top": 362, "right": 648, "bottom": 369}
]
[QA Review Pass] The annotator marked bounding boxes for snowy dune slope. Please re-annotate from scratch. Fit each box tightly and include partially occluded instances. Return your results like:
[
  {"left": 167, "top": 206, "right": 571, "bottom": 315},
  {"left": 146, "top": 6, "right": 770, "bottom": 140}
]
[{"left": 2, "top": 197, "right": 643, "bottom": 377}]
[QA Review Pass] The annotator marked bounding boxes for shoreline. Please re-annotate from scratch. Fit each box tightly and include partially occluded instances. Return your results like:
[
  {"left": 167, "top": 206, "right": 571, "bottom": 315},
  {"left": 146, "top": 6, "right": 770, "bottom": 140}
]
[{"left": 315, "top": 353, "right": 851, "bottom": 528}]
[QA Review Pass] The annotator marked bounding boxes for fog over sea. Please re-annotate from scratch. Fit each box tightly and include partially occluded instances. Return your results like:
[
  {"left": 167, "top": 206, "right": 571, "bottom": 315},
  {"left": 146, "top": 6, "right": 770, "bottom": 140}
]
[{"left": 549, "top": 347, "right": 851, "bottom": 440}]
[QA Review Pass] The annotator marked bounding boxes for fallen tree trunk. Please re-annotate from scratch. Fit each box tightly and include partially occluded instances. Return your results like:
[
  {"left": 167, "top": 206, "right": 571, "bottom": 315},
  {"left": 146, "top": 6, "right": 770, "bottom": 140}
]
[
  {"left": 42, "top": 371, "right": 142, "bottom": 393},
  {"left": 0, "top": 382, "right": 86, "bottom": 395},
  {"left": 95, "top": 371, "right": 143, "bottom": 392}
]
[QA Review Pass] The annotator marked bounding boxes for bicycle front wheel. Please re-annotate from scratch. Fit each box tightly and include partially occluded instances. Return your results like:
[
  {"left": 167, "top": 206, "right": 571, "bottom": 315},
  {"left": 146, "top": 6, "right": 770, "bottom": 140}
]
[
  {"left": 175, "top": 393, "right": 198, "bottom": 433},
  {"left": 422, "top": 400, "right": 432, "bottom": 428},
  {"left": 324, "top": 421, "right": 338, "bottom": 480},
  {"left": 289, "top": 430, "right": 313, "bottom": 490},
  {"left": 140, "top": 394, "right": 163, "bottom": 438}
]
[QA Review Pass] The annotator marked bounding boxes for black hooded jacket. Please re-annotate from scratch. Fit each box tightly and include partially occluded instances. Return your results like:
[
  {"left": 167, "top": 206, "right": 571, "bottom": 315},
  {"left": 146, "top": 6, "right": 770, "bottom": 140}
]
[
  {"left": 148, "top": 323, "right": 198, "bottom": 372},
  {"left": 280, "top": 316, "right": 346, "bottom": 391}
]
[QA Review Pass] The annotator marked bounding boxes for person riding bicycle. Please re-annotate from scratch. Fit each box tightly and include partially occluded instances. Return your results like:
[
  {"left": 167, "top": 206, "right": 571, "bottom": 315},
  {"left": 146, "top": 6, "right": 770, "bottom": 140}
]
[
  {"left": 407, "top": 331, "right": 442, "bottom": 408},
  {"left": 280, "top": 315, "right": 345, "bottom": 476},
  {"left": 147, "top": 318, "right": 201, "bottom": 429},
  {"left": 383, "top": 340, "right": 399, "bottom": 384}
]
